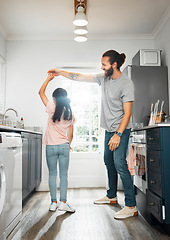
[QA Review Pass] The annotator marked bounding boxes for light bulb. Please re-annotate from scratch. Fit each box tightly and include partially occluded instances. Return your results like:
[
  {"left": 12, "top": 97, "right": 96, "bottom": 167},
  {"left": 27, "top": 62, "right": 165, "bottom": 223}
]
[
  {"left": 74, "top": 26, "right": 88, "bottom": 35},
  {"left": 74, "top": 34, "right": 87, "bottom": 42}
]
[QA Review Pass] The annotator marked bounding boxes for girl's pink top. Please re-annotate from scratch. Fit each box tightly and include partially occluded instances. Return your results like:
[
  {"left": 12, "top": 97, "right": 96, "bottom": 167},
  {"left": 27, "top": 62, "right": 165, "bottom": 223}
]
[{"left": 43, "top": 101, "right": 76, "bottom": 145}]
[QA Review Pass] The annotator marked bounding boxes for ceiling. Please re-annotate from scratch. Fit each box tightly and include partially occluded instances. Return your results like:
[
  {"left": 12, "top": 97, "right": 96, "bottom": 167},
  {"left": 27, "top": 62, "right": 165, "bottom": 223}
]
[{"left": 0, "top": 0, "right": 170, "bottom": 40}]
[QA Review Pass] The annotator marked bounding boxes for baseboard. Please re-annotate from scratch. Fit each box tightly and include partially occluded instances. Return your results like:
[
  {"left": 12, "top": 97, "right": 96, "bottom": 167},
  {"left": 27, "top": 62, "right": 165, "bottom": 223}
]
[
  {"left": 36, "top": 177, "right": 107, "bottom": 191},
  {"left": 36, "top": 181, "right": 49, "bottom": 191}
]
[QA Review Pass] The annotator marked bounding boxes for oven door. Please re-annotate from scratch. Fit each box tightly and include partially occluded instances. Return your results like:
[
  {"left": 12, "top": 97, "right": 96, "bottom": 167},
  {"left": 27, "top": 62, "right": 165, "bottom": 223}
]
[{"left": 133, "top": 143, "right": 147, "bottom": 194}]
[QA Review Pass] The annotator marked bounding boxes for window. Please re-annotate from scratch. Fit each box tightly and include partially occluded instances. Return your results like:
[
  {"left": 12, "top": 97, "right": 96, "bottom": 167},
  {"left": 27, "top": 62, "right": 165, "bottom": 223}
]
[
  {"left": 0, "top": 56, "right": 5, "bottom": 114},
  {"left": 58, "top": 68, "right": 101, "bottom": 153}
]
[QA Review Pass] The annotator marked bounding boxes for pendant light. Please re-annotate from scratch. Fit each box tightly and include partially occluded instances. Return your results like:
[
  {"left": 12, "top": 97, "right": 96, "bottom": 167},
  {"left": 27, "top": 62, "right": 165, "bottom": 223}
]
[{"left": 73, "top": 0, "right": 88, "bottom": 42}]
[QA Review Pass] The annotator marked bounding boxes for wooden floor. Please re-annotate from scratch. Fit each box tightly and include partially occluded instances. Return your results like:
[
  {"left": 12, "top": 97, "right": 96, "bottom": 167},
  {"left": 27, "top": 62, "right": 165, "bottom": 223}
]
[{"left": 7, "top": 188, "right": 170, "bottom": 240}]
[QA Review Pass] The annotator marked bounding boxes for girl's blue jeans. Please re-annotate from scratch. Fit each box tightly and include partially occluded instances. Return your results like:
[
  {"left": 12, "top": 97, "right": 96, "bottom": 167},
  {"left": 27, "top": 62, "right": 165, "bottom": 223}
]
[
  {"left": 46, "top": 143, "right": 69, "bottom": 202},
  {"left": 104, "top": 129, "right": 136, "bottom": 207}
]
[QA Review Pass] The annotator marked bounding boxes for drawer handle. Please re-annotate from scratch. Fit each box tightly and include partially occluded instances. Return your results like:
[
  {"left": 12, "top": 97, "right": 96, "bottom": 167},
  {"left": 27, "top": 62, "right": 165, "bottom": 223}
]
[
  {"left": 149, "top": 137, "right": 154, "bottom": 141},
  {"left": 150, "top": 159, "right": 155, "bottom": 162},
  {"left": 150, "top": 180, "right": 156, "bottom": 184},
  {"left": 149, "top": 202, "right": 155, "bottom": 206}
]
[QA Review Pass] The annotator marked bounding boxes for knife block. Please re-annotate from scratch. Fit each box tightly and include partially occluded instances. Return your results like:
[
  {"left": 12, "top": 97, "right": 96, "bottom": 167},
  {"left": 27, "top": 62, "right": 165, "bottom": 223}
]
[
  {"left": 156, "top": 111, "right": 164, "bottom": 123},
  {"left": 148, "top": 111, "right": 164, "bottom": 125}
]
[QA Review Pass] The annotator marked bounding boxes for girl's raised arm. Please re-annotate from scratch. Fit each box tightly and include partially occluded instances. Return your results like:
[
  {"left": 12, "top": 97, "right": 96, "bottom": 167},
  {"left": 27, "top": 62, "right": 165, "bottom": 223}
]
[{"left": 38, "top": 74, "right": 54, "bottom": 106}]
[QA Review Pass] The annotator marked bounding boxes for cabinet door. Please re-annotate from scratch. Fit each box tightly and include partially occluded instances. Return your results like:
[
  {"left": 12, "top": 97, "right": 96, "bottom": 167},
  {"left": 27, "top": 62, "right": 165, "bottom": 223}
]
[
  {"left": 148, "top": 170, "right": 162, "bottom": 197},
  {"left": 29, "top": 134, "right": 36, "bottom": 191},
  {"left": 147, "top": 149, "right": 161, "bottom": 174},
  {"left": 146, "top": 189, "right": 163, "bottom": 224},
  {"left": 147, "top": 128, "right": 161, "bottom": 150},
  {"left": 35, "top": 134, "right": 42, "bottom": 187},
  {"left": 21, "top": 132, "right": 30, "bottom": 200}
]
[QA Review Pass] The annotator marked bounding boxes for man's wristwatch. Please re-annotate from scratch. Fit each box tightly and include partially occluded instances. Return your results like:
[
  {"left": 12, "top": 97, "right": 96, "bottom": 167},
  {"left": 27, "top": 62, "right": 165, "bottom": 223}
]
[{"left": 115, "top": 131, "right": 122, "bottom": 137}]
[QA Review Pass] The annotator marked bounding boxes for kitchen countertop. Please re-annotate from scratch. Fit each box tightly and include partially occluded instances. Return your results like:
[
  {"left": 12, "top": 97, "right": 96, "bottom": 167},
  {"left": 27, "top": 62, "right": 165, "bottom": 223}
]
[
  {"left": 132, "top": 122, "right": 170, "bottom": 131},
  {"left": 0, "top": 125, "right": 43, "bottom": 135},
  {"left": 2, "top": 122, "right": 170, "bottom": 134}
]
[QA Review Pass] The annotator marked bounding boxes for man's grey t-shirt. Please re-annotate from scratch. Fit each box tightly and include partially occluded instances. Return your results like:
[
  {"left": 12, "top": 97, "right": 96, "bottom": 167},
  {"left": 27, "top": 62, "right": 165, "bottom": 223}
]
[{"left": 94, "top": 73, "right": 134, "bottom": 132}]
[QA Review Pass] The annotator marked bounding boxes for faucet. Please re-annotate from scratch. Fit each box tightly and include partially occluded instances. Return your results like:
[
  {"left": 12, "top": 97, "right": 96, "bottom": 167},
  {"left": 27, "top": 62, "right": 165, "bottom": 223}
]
[{"left": 3, "top": 108, "right": 18, "bottom": 121}]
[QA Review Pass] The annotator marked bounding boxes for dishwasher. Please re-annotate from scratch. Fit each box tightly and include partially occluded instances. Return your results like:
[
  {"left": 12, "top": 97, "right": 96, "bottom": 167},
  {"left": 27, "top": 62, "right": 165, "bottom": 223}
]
[
  {"left": 0, "top": 133, "right": 6, "bottom": 240},
  {"left": 0, "top": 132, "right": 22, "bottom": 238}
]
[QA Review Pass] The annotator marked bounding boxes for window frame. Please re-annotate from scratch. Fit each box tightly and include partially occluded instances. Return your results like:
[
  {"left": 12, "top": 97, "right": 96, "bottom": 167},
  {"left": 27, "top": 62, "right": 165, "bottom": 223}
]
[{"left": 54, "top": 64, "right": 103, "bottom": 154}]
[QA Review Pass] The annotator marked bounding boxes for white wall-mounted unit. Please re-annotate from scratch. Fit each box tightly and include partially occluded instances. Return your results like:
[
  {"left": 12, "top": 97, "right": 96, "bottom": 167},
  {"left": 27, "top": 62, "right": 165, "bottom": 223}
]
[{"left": 132, "top": 49, "right": 162, "bottom": 66}]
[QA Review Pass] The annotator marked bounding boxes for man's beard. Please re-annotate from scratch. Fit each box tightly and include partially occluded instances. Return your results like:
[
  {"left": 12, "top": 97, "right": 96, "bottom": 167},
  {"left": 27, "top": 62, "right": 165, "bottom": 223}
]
[{"left": 105, "top": 66, "right": 113, "bottom": 78}]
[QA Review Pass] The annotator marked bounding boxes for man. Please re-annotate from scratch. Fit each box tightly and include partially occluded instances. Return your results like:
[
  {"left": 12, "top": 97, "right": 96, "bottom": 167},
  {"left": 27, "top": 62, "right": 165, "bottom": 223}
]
[{"left": 48, "top": 49, "right": 137, "bottom": 219}]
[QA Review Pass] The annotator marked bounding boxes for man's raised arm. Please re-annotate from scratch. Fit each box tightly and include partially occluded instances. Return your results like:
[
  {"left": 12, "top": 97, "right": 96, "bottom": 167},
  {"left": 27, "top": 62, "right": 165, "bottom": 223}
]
[{"left": 47, "top": 69, "right": 95, "bottom": 83}]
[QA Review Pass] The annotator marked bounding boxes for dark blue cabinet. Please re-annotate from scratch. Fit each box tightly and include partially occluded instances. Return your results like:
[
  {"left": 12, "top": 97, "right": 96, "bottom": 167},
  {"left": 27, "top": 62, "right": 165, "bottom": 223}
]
[
  {"left": 146, "top": 127, "right": 170, "bottom": 225},
  {"left": 22, "top": 132, "right": 42, "bottom": 202},
  {"left": 21, "top": 132, "right": 30, "bottom": 201}
]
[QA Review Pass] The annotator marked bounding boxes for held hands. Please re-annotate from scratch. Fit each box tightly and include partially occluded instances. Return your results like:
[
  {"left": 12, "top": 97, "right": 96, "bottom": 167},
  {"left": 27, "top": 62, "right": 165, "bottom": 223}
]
[
  {"left": 108, "top": 134, "right": 120, "bottom": 151},
  {"left": 47, "top": 69, "right": 61, "bottom": 77}
]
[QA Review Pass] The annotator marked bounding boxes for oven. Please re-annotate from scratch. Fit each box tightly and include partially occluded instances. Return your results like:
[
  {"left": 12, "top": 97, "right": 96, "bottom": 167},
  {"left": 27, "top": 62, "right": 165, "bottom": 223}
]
[{"left": 130, "top": 130, "right": 147, "bottom": 194}]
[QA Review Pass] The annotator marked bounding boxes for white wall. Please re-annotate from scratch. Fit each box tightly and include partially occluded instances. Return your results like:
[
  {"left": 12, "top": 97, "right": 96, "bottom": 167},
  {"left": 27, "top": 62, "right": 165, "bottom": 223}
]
[
  {"left": 154, "top": 17, "right": 170, "bottom": 112},
  {"left": 0, "top": 32, "right": 6, "bottom": 59},
  {"left": 5, "top": 39, "right": 154, "bottom": 126},
  {"left": 5, "top": 39, "right": 154, "bottom": 189}
]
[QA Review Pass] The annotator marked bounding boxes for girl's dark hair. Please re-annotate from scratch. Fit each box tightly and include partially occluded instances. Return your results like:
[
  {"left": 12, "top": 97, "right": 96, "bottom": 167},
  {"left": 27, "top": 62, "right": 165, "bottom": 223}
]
[
  {"left": 102, "top": 50, "right": 126, "bottom": 70},
  {"left": 52, "top": 88, "right": 72, "bottom": 122}
]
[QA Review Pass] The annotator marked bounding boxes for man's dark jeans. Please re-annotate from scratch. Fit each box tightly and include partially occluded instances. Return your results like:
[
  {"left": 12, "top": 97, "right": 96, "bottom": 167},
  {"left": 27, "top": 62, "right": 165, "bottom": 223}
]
[{"left": 104, "top": 129, "right": 136, "bottom": 207}]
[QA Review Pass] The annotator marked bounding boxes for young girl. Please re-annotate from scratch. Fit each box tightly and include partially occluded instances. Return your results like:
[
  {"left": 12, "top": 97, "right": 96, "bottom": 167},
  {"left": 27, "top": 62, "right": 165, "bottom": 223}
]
[{"left": 39, "top": 74, "right": 76, "bottom": 212}]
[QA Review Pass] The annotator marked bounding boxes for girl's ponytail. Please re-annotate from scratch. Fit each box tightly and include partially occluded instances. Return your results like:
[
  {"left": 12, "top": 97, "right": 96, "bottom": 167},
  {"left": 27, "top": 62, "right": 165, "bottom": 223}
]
[
  {"left": 52, "top": 88, "right": 72, "bottom": 122},
  {"left": 63, "top": 97, "right": 72, "bottom": 121}
]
